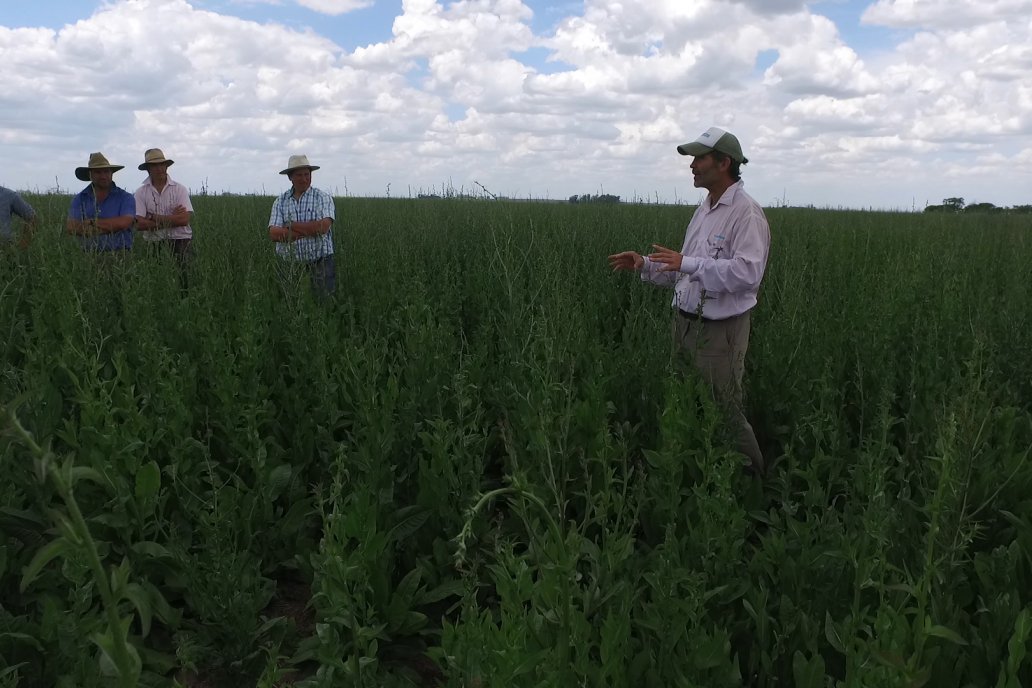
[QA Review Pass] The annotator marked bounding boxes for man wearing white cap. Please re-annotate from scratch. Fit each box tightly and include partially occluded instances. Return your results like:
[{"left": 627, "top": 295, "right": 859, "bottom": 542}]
[
  {"left": 608, "top": 126, "right": 771, "bottom": 475},
  {"left": 268, "top": 154, "right": 336, "bottom": 299},
  {"left": 134, "top": 148, "right": 194, "bottom": 266},
  {"left": 66, "top": 152, "right": 136, "bottom": 252}
]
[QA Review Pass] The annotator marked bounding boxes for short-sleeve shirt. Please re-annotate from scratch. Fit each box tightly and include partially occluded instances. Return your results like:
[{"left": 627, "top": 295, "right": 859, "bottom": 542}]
[
  {"left": 68, "top": 184, "right": 136, "bottom": 252},
  {"left": 0, "top": 186, "right": 35, "bottom": 241},
  {"left": 134, "top": 176, "right": 193, "bottom": 241},
  {"left": 268, "top": 186, "right": 335, "bottom": 262}
]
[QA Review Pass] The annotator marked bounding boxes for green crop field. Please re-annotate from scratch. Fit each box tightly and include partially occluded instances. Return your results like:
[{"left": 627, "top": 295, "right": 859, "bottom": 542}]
[{"left": 1, "top": 195, "right": 1030, "bottom": 687}]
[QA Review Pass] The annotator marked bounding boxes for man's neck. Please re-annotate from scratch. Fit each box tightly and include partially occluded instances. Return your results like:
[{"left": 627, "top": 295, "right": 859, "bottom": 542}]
[
  {"left": 93, "top": 186, "right": 110, "bottom": 203},
  {"left": 151, "top": 179, "right": 168, "bottom": 193},
  {"left": 707, "top": 179, "right": 736, "bottom": 208}
]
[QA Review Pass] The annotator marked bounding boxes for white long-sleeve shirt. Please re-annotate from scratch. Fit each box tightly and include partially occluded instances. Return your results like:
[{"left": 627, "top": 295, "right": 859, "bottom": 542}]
[
  {"left": 134, "top": 176, "right": 194, "bottom": 241},
  {"left": 640, "top": 180, "right": 770, "bottom": 320}
]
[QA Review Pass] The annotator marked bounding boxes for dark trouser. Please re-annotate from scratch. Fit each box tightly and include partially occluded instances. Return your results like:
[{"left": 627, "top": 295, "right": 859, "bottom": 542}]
[
  {"left": 278, "top": 255, "right": 336, "bottom": 301},
  {"left": 672, "top": 309, "right": 764, "bottom": 474}
]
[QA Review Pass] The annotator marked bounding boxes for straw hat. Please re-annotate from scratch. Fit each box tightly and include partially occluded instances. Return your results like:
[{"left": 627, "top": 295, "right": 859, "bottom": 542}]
[
  {"left": 75, "top": 152, "right": 125, "bottom": 181},
  {"left": 138, "top": 148, "right": 175, "bottom": 170},
  {"left": 280, "top": 154, "right": 320, "bottom": 175}
]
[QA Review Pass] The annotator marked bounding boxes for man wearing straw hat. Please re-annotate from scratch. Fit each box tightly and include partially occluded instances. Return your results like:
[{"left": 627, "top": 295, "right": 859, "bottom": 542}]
[
  {"left": 268, "top": 154, "right": 336, "bottom": 299},
  {"left": 66, "top": 152, "right": 136, "bottom": 252},
  {"left": 134, "top": 148, "right": 194, "bottom": 265}
]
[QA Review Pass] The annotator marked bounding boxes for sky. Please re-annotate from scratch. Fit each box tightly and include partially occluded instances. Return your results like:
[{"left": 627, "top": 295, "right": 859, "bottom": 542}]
[{"left": 1, "top": 0, "right": 1030, "bottom": 210}]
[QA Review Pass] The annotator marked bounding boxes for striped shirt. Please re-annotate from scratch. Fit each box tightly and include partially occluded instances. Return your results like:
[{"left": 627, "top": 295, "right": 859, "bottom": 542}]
[
  {"left": 268, "top": 186, "right": 335, "bottom": 262},
  {"left": 134, "top": 176, "right": 193, "bottom": 241},
  {"left": 0, "top": 186, "right": 35, "bottom": 241}
]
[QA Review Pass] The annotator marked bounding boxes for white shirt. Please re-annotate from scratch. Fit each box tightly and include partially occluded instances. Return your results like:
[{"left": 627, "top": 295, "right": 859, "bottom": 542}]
[
  {"left": 134, "top": 176, "right": 194, "bottom": 241},
  {"left": 640, "top": 180, "right": 770, "bottom": 320}
]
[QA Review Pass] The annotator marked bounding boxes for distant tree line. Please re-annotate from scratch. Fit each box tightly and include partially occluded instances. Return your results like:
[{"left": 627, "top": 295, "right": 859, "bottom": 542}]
[
  {"left": 568, "top": 193, "right": 621, "bottom": 204},
  {"left": 924, "top": 197, "right": 1032, "bottom": 214}
]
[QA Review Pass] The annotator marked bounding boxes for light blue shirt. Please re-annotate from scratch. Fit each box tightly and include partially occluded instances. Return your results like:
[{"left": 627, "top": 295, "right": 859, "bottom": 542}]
[{"left": 0, "top": 186, "right": 35, "bottom": 240}]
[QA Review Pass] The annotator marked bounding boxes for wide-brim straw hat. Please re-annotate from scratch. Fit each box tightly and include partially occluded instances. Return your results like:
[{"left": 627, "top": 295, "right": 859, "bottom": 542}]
[
  {"left": 138, "top": 148, "right": 175, "bottom": 170},
  {"left": 75, "top": 152, "right": 125, "bottom": 181},
  {"left": 280, "top": 154, "right": 320, "bottom": 175}
]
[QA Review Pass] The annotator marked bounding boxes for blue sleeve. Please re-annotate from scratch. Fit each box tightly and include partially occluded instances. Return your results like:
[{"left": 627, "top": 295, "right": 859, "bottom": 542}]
[
  {"left": 12, "top": 194, "right": 35, "bottom": 220},
  {"left": 68, "top": 194, "right": 83, "bottom": 220},
  {"left": 119, "top": 193, "right": 136, "bottom": 217}
]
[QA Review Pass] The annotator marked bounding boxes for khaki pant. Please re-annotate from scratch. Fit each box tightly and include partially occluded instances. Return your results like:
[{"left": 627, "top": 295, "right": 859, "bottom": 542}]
[{"left": 672, "top": 310, "right": 764, "bottom": 473}]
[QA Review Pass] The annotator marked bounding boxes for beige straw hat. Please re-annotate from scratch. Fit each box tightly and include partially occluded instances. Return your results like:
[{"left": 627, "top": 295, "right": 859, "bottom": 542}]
[
  {"left": 138, "top": 148, "right": 175, "bottom": 170},
  {"left": 280, "top": 154, "right": 320, "bottom": 175},
  {"left": 75, "top": 152, "right": 125, "bottom": 181}
]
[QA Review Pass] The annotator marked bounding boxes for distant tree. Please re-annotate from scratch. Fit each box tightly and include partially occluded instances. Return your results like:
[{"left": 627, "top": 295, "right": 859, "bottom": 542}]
[
  {"left": 568, "top": 193, "right": 620, "bottom": 204},
  {"left": 924, "top": 204, "right": 948, "bottom": 213},
  {"left": 943, "top": 197, "right": 965, "bottom": 211},
  {"left": 1011, "top": 205, "right": 1032, "bottom": 214},
  {"left": 964, "top": 202, "right": 1000, "bottom": 213}
]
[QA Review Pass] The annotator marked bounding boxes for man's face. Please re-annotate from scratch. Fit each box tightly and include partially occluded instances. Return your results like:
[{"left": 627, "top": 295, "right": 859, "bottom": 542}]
[
  {"left": 289, "top": 168, "right": 312, "bottom": 195},
  {"left": 146, "top": 162, "right": 170, "bottom": 185},
  {"left": 689, "top": 152, "right": 727, "bottom": 191},
  {"left": 89, "top": 168, "right": 113, "bottom": 191}
]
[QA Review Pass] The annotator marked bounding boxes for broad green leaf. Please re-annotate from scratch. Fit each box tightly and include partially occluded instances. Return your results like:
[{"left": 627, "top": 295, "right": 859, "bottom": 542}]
[
  {"left": 386, "top": 505, "right": 430, "bottom": 544},
  {"left": 792, "top": 650, "right": 826, "bottom": 688},
  {"left": 394, "top": 568, "right": 423, "bottom": 602},
  {"left": 131, "top": 540, "right": 173, "bottom": 560},
  {"left": 267, "top": 464, "right": 292, "bottom": 500},
  {"left": 420, "top": 578, "right": 465, "bottom": 604},
  {"left": 824, "top": 611, "right": 846, "bottom": 654},
  {"left": 92, "top": 618, "right": 141, "bottom": 680},
  {"left": 134, "top": 460, "right": 161, "bottom": 503},
  {"left": 20, "top": 538, "right": 69, "bottom": 592},
  {"left": 925, "top": 623, "right": 968, "bottom": 645},
  {"left": 70, "top": 466, "right": 106, "bottom": 487},
  {"left": 123, "top": 582, "right": 153, "bottom": 637}
]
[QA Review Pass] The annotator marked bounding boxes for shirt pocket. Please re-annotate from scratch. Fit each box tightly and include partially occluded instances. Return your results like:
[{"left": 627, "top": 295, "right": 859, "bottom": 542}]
[{"left": 707, "top": 232, "right": 727, "bottom": 259}]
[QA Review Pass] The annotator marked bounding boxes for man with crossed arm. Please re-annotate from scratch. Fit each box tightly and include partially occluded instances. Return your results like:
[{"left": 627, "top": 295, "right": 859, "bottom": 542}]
[
  {"left": 134, "top": 148, "right": 194, "bottom": 266},
  {"left": 268, "top": 154, "right": 336, "bottom": 300},
  {"left": 66, "top": 152, "right": 135, "bottom": 253}
]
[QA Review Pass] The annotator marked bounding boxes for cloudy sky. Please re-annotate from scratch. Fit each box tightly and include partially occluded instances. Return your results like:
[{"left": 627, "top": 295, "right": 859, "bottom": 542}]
[{"left": 1, "top": 0, "right": 1030, "bottom": 209}]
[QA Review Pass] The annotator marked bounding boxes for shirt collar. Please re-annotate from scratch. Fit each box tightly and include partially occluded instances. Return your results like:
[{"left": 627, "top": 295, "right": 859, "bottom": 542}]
[
  {"left": 80, "top": 183, "right": 123, "bottom": 197},
  {"left": 707, "top": 179, "right": 744, "bottom": 210},
  {"left": 284, "top": 186, "right": 312, "bottom": 201},
  {"left": 142, "top": 175, "right": 178, "bottom": 190}
]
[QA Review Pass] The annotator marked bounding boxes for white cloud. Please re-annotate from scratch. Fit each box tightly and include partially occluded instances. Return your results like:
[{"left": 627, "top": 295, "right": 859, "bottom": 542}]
[
  {"left": 0, "top": 0, "right": 1030, "bottom": 208},
  {"left": 294, "top": 0, "right": 372, "bottom": 14},
  {"left": 862, "top": 0, "right": 1032, "bottom": 30}
]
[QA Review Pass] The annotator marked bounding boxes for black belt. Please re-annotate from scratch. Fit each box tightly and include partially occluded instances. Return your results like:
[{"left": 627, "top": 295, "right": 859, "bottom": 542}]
[{"left": 678, "top": 308, "right": 709, "bottom": 322}]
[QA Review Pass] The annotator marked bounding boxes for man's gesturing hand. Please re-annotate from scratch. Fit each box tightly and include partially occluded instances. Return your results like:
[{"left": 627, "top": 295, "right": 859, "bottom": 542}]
[
  {"left": 647, "top": 244, "right": 684, "bottom": 272},
  {"left": 608, "top": 251, "right": 644, "bottom": 272}
]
